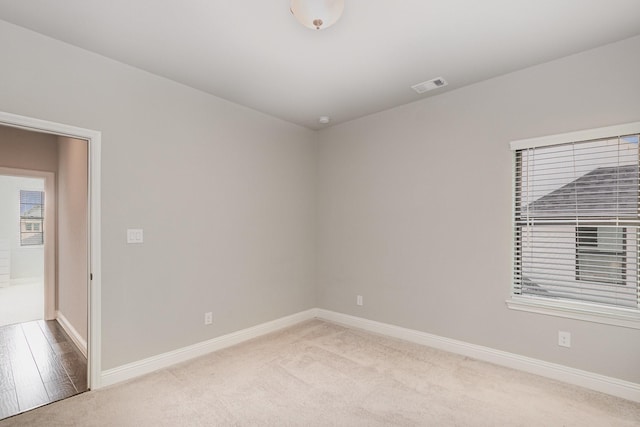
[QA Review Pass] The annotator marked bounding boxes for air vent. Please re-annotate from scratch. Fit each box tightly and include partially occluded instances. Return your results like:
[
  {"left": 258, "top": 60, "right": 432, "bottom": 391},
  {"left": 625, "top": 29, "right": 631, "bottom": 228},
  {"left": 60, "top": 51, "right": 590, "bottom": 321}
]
[{"left": 411, "top": 77, "right": 448, "bottom": 94}]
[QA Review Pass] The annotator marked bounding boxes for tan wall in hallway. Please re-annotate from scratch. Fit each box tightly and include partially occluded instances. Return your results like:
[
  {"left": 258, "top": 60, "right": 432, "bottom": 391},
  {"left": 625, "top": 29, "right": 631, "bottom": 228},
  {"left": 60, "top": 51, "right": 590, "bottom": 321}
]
[
  {"left": 0, "top": 125, "right": 58, "bottom": 172},
  {"left": 57, "top": 136, "right": 88, "bottom": 342}
]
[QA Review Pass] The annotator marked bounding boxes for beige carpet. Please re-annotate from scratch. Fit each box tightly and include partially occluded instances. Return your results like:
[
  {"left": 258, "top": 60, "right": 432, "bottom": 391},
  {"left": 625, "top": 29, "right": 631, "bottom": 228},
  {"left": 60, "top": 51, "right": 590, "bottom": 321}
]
[{"left": 1, "top": 319, "right": 638, "bottom": 426}]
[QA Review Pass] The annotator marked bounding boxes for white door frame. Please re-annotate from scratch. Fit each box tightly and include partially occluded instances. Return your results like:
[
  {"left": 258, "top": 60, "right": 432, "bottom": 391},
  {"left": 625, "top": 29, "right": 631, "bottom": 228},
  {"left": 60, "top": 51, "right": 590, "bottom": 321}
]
[
  {"left": 0, "top": 167, "right": 56, "bottom": 321},
  {"left": 0, "top": 111, "right": 102, "bottom": 390}
]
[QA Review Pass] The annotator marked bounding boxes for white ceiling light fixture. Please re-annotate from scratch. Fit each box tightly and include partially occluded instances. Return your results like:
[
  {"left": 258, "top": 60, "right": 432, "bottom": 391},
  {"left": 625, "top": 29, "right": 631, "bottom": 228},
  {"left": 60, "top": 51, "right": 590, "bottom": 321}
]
[{"left": 290, "top": 0, "right": 345, "bottom": 30}]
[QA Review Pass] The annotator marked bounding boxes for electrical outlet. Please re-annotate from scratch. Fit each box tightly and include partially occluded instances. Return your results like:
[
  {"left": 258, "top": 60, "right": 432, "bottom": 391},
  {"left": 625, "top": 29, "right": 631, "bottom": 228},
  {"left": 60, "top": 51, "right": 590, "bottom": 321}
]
[
  {"left": 204, "top": 312, "right": 213, "bottom": 325},
  {"left": 558, "top": 331, "right": 571, "bottom": 348},
  {"left": 357, "top": 295, "right": 363, "bottom": 306}
]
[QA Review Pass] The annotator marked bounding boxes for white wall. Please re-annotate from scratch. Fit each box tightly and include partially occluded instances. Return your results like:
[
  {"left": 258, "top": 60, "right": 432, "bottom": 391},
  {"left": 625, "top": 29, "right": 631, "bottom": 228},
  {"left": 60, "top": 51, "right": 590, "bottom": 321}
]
[
  {"left": 317, "top": 35, "right": 640, "bottom": 384},
  {"left": 0, "top": 20, "right": 317, "bottom": 370},
  {"left": 0, "top": 175, "right": 44, "bottom": 280},
  {"left": 57, "top": 136, "right": 88, "bottom": 342}
]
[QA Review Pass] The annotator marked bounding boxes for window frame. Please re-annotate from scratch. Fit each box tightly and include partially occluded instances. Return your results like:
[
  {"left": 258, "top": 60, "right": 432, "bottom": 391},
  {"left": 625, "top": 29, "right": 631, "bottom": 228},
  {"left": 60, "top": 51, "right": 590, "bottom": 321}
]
[
  {"left": 507, "top": 121, "right": 640, "bottom": 330},
  {"left": 19, "top": 189, "right": 45, "bottom": 247}
]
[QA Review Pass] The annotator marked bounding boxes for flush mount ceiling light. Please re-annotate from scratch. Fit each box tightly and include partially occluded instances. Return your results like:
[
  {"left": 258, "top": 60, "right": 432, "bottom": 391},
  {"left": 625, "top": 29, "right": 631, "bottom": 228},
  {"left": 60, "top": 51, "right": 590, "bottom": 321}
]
[{"left": 290, "top": 0, "right": 345, "bottom": 30}]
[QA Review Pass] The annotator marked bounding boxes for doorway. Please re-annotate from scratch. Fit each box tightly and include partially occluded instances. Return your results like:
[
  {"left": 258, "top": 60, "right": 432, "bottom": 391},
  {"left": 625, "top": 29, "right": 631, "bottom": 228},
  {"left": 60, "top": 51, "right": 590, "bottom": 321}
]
[
  {"left": 0, "top": 174, "right": 46, "bottom": 327},
  {"left": 0, "top": 128, "right": 87, "bottom": 419},
  {"left": 0, "top": 112, "right": 101, "bottom": 418}
]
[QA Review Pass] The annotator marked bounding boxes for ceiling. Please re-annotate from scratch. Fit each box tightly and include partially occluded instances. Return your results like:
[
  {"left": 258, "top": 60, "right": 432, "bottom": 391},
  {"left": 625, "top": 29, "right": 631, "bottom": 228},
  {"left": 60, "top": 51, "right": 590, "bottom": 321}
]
[{"left": 1, "top": 1, "right": 639, "bottom": 130}]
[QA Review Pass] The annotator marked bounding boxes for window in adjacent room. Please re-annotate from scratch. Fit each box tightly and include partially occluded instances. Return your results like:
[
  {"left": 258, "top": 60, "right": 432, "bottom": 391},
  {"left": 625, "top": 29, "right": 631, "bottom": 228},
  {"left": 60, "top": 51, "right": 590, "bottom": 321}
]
[
  {"left": 20, "top": 190, "right": 44, "bottom": 246},
  {"left": 509, "top": 122, "right": 640, "bottom": 328}
]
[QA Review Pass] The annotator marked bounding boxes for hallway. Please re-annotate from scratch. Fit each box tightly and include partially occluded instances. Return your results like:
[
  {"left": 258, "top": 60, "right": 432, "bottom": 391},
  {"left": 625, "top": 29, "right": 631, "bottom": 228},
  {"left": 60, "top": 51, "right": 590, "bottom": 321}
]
[{"left": 0, "top": 320, "right": 87, "bottom": 420}]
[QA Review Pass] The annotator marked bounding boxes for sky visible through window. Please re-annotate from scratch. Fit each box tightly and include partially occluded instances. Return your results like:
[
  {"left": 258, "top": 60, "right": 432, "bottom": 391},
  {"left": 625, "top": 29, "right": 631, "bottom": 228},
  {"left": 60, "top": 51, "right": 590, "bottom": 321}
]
[{"left": 20, "top": 190, "right": 44, "bottom": 216}]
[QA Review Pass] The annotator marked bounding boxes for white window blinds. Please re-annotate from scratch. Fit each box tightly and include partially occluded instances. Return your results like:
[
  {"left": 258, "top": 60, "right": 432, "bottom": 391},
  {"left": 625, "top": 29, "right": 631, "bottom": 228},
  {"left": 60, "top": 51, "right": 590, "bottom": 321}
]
[
  {"left": 513, "top": 131, "right": 640, "bottom": 310},
  {"left": 19, "top": 190, "right": 44, "bottom": 246}
]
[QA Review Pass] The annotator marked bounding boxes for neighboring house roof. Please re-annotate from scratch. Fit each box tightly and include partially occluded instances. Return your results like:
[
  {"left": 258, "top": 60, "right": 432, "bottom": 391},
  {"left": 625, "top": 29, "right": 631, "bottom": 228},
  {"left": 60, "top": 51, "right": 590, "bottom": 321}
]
[
  {"left": 519, "top": 277, "right": 550, "bottom": 296},
  {"left": 22, "top": 205, "right": 43, "bottom": 218},
  {"left": 523, "top": 165, "right": 638, "bottom": 217}
]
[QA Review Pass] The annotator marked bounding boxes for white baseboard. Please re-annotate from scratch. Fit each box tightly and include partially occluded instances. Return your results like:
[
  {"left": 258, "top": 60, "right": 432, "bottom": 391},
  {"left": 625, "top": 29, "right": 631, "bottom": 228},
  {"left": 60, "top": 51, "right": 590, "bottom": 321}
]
[
  {"left": 315, "top": 309, "right": 640, "bottom": 403},
  {"left": 56, "top": 311, "right": 88, "bottom": 358},
  {"left": 96, "top": 307, "right": 639, "bottom": 403},
  {"left": 99, "top": 308, "right": 317, "bottom": 388}
]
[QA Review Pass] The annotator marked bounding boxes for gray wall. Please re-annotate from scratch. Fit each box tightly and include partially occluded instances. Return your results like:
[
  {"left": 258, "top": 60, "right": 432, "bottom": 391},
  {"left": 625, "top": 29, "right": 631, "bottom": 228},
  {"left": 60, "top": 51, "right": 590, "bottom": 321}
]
[
  {"left": 0, "top": 20, "right": 317, "bottom": 370},
  {"left": 1, "top": 17, "right": 638, "bottom": 385},
  {"left": 317, "top": 35, "right": 640, "bottom": 383},
  {"left": 57, "top": 136, "right": 88, "bottom": 342}
]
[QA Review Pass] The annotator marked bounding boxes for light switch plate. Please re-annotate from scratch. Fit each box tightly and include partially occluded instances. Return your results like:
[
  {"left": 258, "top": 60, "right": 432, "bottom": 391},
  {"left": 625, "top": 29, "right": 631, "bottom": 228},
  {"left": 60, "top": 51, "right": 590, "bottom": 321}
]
[{"left": 127, "top": 229, "right": 144, "bottom": 244}]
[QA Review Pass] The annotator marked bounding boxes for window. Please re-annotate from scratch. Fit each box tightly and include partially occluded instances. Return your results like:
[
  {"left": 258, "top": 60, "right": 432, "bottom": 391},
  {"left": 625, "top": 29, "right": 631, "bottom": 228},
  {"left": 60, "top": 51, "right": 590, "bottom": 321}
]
[
  {"left": 20, "top": 190, "right": 44, "bottom": 246},
  {"left": 509, "top": 122, "right": 640, "bottom": 328}
]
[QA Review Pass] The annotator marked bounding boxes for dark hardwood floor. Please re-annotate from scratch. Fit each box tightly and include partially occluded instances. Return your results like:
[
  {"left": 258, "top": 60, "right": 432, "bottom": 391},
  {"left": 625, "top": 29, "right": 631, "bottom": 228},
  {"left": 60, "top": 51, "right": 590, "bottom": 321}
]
[{"left": 0, "top": 320, "right": 87, "bottom": 420}]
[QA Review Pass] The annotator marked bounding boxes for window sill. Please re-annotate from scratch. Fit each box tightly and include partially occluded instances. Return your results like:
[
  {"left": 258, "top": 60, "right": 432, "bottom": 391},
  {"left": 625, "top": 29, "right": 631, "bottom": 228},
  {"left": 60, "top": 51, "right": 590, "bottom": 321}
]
[{"left": 506, "top": 296, "right": 640, "bottom": 330}]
